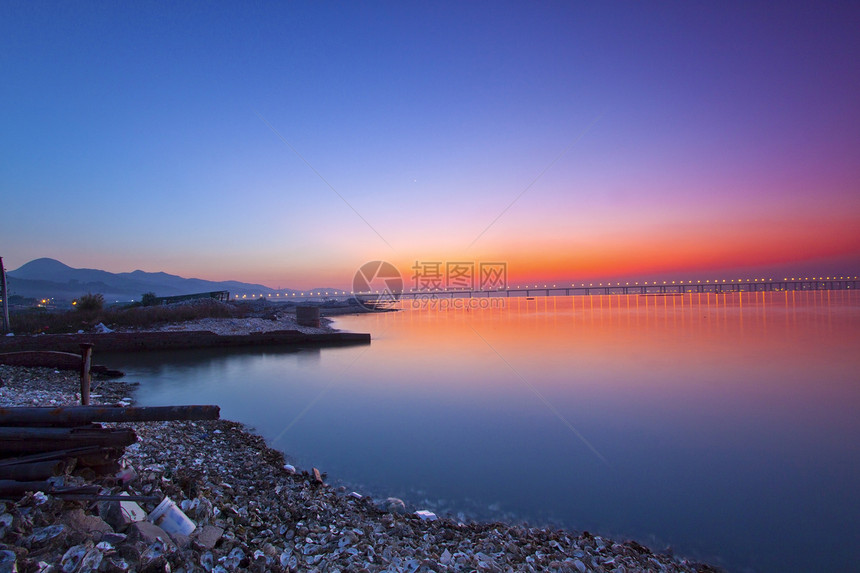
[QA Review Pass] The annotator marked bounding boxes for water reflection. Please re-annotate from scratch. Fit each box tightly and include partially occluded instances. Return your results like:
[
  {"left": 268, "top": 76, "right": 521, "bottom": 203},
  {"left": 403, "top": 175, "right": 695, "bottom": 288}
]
[{"left": 106, "top": 291, "right": 860, "bottom": 572}]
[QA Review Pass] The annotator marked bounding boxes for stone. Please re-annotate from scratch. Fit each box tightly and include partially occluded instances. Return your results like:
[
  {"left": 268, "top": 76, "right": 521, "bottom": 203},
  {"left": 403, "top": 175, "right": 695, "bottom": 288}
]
[
  {"left": 79, "top": 548, "right": 103, "bottom": 572},
  {"left": 66, "top": 509, "right": 113, "bottom": 537},
  {"left": 61, "top": 544, "right": 88, "bottom": 572},
  {"left": 102, "top": 532, "right": 127, "bottom": 545},
  {"left": 0, "top": 550, "right": 16, "bottom": 573},
  {"left": 170, "top": 532, "right": 192, "bottom": 549},
  {"left": 375, "top": 497, "right": 407, "bottom": 514},
  {"left": 193, "top": 525, "right": 224, "bottom": 550},
  {"left": 98, "top": 500, "right": 126, "bottom": 532},
  {"left": 128, "top": 521, "right": 175, "bottom": 550},
  {"left": 26, "top": 524, "right": 68, "bottom": 550},
  {"left": 220, "top": 547, "right": 245, "bottom": 570}
]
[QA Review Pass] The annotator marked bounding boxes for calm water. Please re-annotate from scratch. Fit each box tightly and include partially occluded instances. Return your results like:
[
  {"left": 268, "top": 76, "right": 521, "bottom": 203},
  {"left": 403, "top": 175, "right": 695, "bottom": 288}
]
[{"left": 105, "top": 291, "right": 860, "bottom": 572}]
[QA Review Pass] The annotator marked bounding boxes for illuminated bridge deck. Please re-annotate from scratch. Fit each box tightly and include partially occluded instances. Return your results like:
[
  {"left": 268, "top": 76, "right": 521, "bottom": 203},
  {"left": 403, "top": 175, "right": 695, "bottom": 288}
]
[{"left": 396, "top": 278, "right": 859, "bottom": 299}]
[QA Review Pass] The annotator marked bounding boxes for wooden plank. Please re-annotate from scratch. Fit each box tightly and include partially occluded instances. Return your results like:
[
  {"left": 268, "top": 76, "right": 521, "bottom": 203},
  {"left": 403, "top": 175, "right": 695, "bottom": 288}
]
[
  {"left": 0, "top": 427, "right": 136, "bottom": 454},
  {"left": 80, "top": 343, "right": 93, "bottom": 405},
  {"left": 0, "top": 460, "right": 64, "bottom": 481},
  {"left": 0, "top": 445, "right": 103, "bottom": 466},
  {"left": 0, "top": 405, "right": 220, "bottom": 426}
]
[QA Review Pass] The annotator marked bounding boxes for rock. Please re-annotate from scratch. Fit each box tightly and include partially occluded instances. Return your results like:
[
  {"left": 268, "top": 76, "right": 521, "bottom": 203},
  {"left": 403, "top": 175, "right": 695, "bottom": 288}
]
[
  {"left": 98, "top": 500, "right": 126, "bottom": 531},
  {"left": 128, "top": 521, "right": 175, "bottom": 550},
  {"left": 102, "top": 532, "right": 127, "bottom": 545},
  {"left": 415, "top": 510, "right": 437, "bottom": 521},
  {"left": 61, "top": 544, "right": 89, "bottom": 572},
  {"left": 79, "top": 547, "right": 104, "bottom": 572},
  {"left": 200, "top": 551, "right": 215, "bottom": 571},
  {"left": 220, "top": 546, "right": 245, "bottom": 570},
  {"left": 627, "top": 540, "right": 652, "bottom": 555},
  {"left": 375, "top": 497, "right": 407, "bottom": 514},
  {"left": 26, "top": 524, "right": 68, "bottom": 551},
  {"left": 139, "top": 546, "right": 168, "bottom": 573},
  {"left": 66, "top": 509, "right": 113, "bottom": 537},
  {"left": 193, "top": 525, "right": 224, "bottom": 550},
  {"left": 170, "top": 532, "right": 192, "bottom": 549},
  {"left": 0, "top": 550, "right": 16, "bottom": 573},
  {"left": 106, "top": 556, "right": 131, "bottom": 571}
]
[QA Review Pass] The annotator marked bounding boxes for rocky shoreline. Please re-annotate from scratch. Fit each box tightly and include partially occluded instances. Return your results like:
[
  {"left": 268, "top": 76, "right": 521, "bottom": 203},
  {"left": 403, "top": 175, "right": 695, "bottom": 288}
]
[{"left": 0, "top": 364, "right": 720, "bottom": 572}]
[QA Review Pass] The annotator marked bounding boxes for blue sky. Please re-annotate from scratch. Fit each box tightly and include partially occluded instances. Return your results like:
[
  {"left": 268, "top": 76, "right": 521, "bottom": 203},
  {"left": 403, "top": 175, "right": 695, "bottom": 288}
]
[{"left": 3, "top": 1, "right": 859, "bottom": 288}]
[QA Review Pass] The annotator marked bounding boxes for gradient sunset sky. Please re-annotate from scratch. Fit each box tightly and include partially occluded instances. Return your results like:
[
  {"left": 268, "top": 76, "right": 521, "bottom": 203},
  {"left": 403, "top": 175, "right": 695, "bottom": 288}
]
[{"left": 3, "top": 1, "right": 859, "bottom": 289}]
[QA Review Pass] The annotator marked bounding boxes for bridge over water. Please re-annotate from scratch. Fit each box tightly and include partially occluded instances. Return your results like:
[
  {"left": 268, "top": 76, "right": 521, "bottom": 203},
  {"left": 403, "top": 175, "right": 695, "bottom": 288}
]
[{"left": 396, "top": 277, "right": 859, "bottom": 299}]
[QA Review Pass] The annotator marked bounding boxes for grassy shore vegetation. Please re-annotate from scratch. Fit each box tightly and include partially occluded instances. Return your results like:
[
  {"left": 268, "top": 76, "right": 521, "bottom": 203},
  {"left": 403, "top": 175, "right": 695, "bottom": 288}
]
[{"left": 8, "top": 296, "right": 267, "bottom": 334}]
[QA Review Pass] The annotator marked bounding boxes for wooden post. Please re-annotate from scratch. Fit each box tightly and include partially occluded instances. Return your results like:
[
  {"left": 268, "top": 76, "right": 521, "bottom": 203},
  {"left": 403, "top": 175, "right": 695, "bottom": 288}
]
[
  {"left": 79, "top": 343, "right": 93, "bottom": 406},
  {"left": 0, "top": 257, "right": 9, "bottom": 334}
]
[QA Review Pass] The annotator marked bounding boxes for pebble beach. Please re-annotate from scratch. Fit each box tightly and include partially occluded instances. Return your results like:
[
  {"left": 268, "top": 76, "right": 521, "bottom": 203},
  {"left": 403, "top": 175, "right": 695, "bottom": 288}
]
[{"left": 0, "top": 316, "right": 722, "bottom": 572}]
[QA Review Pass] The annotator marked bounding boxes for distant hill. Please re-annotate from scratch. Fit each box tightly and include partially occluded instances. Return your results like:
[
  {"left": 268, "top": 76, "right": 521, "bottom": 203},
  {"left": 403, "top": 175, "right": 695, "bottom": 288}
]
[{"left": 6, "top": 258, "right": 287, "bottom": 303}]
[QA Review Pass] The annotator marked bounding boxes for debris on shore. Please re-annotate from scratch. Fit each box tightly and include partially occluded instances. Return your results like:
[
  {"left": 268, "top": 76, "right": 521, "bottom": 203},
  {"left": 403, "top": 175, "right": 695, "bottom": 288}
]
[{"left": 0, "top": 365, "right": 721, "bottom": 572}]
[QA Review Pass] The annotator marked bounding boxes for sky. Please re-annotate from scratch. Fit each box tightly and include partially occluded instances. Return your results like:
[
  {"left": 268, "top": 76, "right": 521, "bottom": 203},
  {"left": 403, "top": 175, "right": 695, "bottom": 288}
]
[{"left": 2, "top": 1, "right": 859, "bottom": 289}]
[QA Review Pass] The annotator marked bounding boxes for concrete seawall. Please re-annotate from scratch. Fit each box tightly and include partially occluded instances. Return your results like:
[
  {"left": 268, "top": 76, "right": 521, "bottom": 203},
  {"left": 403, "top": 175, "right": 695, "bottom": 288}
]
[{"left": 0, "top": 330, "right": 370, "bottom": 353}]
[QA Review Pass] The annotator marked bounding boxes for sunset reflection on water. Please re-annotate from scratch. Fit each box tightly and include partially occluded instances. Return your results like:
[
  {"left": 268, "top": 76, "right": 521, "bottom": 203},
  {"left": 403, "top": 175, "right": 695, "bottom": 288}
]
[{"left": 120, "top": 290, "right": 860, "bottom": 572}]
